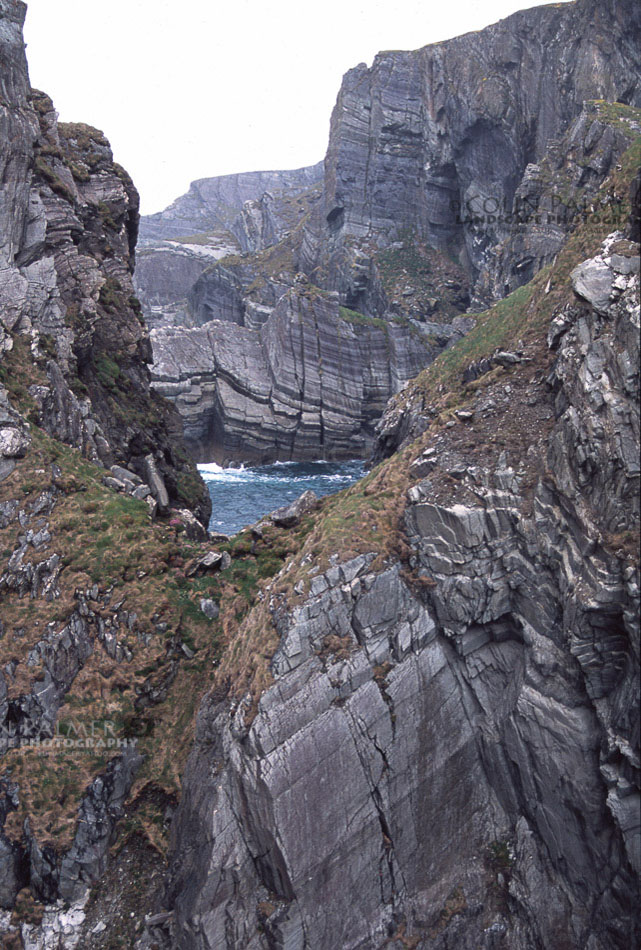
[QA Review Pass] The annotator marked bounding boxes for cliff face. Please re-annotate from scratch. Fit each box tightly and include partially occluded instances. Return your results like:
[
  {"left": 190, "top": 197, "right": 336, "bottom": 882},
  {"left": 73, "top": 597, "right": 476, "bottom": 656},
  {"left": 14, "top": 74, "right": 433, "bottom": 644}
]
[
  {"left": 0, "top": 8, "right": 223, "bottom": 941},
  {"left": 154, "top": 143, "right": 641, "bottom": 949},
  {"left": 139, "top": 0, "right": 641, "bottom": 464},
  {"left": 138, "top": 165, "right": 324, "bottom": 246},
  {"left": 133, "top": 166, "right": 323, "bottom": 331},
  {"left": 0, "top": 1, "right": 209, "bottom": 523},
  {"left": 310, "top": 0, "right": 641, "bottom": 308},
  {"left": 1, "top": 1, "right": 640, "bottom": 947},
  {"left": 152, "top": 288, "right": 441, "bottom": 464}
]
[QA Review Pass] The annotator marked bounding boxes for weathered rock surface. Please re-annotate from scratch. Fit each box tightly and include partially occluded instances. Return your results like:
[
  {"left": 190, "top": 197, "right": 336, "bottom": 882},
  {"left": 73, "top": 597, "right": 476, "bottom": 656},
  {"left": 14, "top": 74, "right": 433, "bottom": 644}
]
[
  {"left": 0, "top": 5, "right": 220, "bottom": 942},
  {"left": 306, "top": 0, "right": 641, "bottom": 310},
  {"left": 139, "top": 0, "right": 640, "bottom": 462},
  {"left": 476, "top": 100, "right": 641, "bottom": 302},
  {"left": 151, "top": 289, "right": 438, "bottom": 462},
  {"left": 159, "top": 230, "right": 640, "bottom": 948},
  {"left": 133, "top": 165, "right": 323, "bottom": 330},
  {"left": 271, "top": 490, "right": 318, "bottom": 528},
  {"left": 0, "top": 0, "right": 209, "bottom": 523},
  {"left": 138, "top": 165, "right": 323, "bottom": 247}
]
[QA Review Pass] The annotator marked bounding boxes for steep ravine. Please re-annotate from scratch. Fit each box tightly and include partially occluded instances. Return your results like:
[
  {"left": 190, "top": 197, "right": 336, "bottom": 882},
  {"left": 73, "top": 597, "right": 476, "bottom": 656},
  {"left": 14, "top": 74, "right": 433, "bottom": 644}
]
[
  {"left": 148, "top": 149, "right": 641, "bottom": 949},
  {"left": 0, "top": 1, "right": 223, "bottom": 943},
  {"left": 143, "top": 0, "right": 641, "bottom": 464},
  {"left": 0, "top": 0, "right": 639, "bottom": 947}
]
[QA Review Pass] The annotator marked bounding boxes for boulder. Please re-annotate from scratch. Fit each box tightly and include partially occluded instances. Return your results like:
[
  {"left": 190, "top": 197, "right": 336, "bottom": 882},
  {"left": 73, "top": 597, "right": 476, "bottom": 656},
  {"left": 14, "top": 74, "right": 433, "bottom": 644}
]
[
  {"left": 200, "top": 599, "right": 220, "bottom": 621},
  {"left": 571, "top": 258, "right": 614, "bottom": 312},
  {"left": 143, "top": 454, "right": 170, "bottom": 512},
  {"left": 272, "top": 490, "right": 319, "bottom": 528},
  {"left": 186, "top": 550, "right": 232, "bottom": 577},
  {"left": 172, "top": 508, "right": 208, "bottom": 541},
  {"left": 110, "top": 464, "right": 142, "bottom": 486}
]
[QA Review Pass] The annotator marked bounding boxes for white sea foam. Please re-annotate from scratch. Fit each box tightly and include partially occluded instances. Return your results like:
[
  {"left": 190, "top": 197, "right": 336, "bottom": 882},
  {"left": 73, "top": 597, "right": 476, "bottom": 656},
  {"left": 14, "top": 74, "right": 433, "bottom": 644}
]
[{"left": 198, "top": 460, "right": 365, "bottom": 535}]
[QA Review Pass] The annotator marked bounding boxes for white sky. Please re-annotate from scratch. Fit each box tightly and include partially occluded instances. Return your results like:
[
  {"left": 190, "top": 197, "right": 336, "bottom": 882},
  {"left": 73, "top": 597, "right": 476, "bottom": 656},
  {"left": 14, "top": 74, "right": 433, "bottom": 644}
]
[{"left": 23, "top": 0, "right": 569, "bottom": 214}]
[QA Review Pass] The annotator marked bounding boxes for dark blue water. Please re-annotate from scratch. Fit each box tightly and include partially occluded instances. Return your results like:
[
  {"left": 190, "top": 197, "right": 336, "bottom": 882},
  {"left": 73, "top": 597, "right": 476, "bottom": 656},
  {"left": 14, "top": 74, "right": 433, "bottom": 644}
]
[{"left": 199, "top": 460, "right": 365, "bottom": 536}]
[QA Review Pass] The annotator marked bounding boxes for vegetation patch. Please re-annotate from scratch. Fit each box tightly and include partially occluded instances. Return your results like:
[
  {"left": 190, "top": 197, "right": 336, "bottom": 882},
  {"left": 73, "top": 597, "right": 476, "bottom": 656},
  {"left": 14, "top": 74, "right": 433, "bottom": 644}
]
[{"left": 338, "top": 306, "right": 387, "bottom": 329}]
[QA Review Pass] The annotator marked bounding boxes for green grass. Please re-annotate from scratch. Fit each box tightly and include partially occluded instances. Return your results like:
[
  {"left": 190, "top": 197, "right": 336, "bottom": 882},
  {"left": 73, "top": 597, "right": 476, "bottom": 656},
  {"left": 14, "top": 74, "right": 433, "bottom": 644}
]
[
  {"left": 98, "top": 276, "right": 123, "bottom": 313},
  {"left": 93, "top": 353, "right": 121, "bottom": 390},
  {"left": 417, "top": 280, "right": 535, "bottom": 391},
  {"left": 588, "top": 99, "right": 641, "bottom": 129},
  {"left": 338, "top": 306, "right": 387, "bottom": 328}
]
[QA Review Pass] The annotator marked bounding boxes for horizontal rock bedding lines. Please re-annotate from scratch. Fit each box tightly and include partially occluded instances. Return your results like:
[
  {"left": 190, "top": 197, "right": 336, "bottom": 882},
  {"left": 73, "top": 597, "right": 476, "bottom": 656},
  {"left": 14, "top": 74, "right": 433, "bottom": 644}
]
[{"left": 139, "top": 0, "right": 641, "bottom": 464}]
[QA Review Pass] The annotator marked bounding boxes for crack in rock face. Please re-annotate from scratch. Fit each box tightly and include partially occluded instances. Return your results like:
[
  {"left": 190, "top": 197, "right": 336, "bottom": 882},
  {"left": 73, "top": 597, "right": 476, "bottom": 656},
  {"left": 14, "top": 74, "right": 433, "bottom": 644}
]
[
  {"left": 0, "top": 0, "right": 640, "bottom": 945},
  {"left": 162, "top": 238, "right": 639, "bottom": 949}
]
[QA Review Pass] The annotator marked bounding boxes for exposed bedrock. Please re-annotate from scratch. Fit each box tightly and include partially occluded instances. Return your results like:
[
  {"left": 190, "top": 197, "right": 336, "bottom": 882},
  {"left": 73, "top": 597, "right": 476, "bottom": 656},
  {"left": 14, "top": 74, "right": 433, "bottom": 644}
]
[
  {"left": 310, "top": 0, "right": 641, "bottom": 308},
  {"left": 151, "top": 289, "right": 438, "bottom": 463},
  {"left": 138, "top": 165, "right": 323, "bottom": 246},
  {"left": 138, "top": 0, "right": 640, "bottom": 464},
  {"left": 0, "top": 0, "right": 209, "bottom": 522},
  {"left": 162, "top": 236, "right": 640, "bottom": 948},
  {"left": 134, "top": 167, "right": 323, "bottom": 331}
]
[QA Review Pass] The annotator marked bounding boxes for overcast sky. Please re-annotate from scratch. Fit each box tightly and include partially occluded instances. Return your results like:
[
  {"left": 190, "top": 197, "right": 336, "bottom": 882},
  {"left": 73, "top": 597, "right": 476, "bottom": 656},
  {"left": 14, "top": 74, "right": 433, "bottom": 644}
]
[{"left": 23, "top": 0, "right": 568, "bottom": 215}]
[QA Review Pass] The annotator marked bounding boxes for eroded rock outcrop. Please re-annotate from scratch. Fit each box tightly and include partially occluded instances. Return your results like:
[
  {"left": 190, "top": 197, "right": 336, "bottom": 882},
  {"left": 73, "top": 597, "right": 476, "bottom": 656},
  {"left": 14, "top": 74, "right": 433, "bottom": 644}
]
[
  {"left": 0, "top": 0, "right": 209, "bottom": 523},
  {"left": 306, "top": 0, "right": 641, "bottom": 310},
  {"left": 151, "top": 288, "right": 439, "bottom": 463},
  {"left": 140, "top": 0, "right": 641, "bottom": 463},
  {"left": 158, "top": 213, "right": 640, "bottom": 948},
  {"left": 133, "top": 166, "right": 323, "bottom": 331},
  {"left": 0, "top": 3, "right": 223, "bottom": 942}
]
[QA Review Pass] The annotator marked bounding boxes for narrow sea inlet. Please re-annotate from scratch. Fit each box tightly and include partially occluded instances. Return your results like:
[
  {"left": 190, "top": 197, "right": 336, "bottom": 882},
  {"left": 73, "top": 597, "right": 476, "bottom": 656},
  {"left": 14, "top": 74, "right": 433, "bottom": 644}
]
[{"left": 198, "top": 460, "right": 366, "bottom": 536}]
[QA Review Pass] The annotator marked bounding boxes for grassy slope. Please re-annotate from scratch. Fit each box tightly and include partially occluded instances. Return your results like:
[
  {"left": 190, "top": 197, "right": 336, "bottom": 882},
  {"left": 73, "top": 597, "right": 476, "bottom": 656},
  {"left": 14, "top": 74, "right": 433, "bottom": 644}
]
[
  {"left": 1, "top": 118, "right": 637, "bottom": 928},
  {"left": 205, "top": 133, "right": 640, "bottom": 713},
  {"left": 0, "top": 372, "right": 312, "bottom": 866}
]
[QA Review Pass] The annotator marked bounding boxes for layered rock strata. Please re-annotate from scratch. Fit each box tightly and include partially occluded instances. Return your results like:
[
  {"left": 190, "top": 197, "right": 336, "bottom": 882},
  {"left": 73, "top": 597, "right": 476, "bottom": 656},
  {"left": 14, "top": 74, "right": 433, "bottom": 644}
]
[
  {"left": 151, "top": 289, "right": 439, "bottom": 463},
  {"left": 0, "top": 0, "right": 209, "bottom": 521},
  {"left": 138, "top": 165, "right": 324, "bottom": 247},
  {"left": 140, "top": 0, "right": 641, "bottom": 462},
  {"left": 134, "top": 166, "right": 323, "bottom": 331},
  {"left": 159, "top": 224, "right": 641, "bottom": 949},
  {"left": 306, "top": 0, "right": 641, "bottom": 309}
]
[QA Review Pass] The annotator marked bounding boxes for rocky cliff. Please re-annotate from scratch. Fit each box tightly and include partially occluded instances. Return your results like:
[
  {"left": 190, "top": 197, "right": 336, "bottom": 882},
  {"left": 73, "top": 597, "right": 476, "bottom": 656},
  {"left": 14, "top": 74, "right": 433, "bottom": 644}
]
[
  {"left": 307, "top": 0, "right": 641, "bottom": 310},
  {"left": 0, "top": 4, "right": 226, "bottom": 942},
  {"left": 1, "top": 0, "right": 640, "bottom": 947},
  {"left": 134, "top": 166, "right": 323, "bottom": 331},
  {"left": 151, "top": 287, "right": 442, "bottom": 464},
  {"left": 141, "top": 0, "right": 641, "bottom": 464},
  {"left": 138, "top": 165, "right": 324, "bottom": 247},
  {"left": 145, "top": 138, "right": 641, "bottom": 950},
  {"left": 0, "top": 0, "right": 209, "bottom": 524}
]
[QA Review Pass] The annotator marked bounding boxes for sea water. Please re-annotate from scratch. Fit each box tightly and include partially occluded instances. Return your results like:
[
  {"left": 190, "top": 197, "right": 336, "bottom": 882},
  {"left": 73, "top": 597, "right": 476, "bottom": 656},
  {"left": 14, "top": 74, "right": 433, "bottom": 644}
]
[{"left": 198, "top": 460, "right": 366, "bottom": 537}]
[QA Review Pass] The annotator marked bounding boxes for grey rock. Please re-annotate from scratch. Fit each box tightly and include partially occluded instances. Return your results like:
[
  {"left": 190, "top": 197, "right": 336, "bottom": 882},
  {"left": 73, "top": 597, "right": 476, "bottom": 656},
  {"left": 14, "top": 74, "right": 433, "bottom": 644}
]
[
  {"left": 272, "top": 490, "right": 319, "bottom": 528},
  {"left": 145, "top": 495, "right": 158, "bottom": 520},
  {"left": 55, "top": 746, "right": 143, "bottom": 902},
  {"left": 138, "top": 165, "right": 323, "bottom": 247},
  {"left": 0, "top": 776, "right": 27, "bottom": 909},
  {"left": 200, "top": 599, "right": 220, "bottom": 621},
  {"left": 102, "top": 475, "right": 127, "bottom": 492},
  {"left": 143, "top": 454, "right": 170, "bottom": 511},
  {"left": 172, "top": 508, "right": 208, "bottom": 541},
  {"left": 187, "top": 550, "right": 230, "bottom": 576},
  {"left": 0, "top": 2, "right": 210, "bottom": 523},
  {"left": 142, "top": 0, "right": 640, "bottom": 462},
  {"left": 164, "top": 233, "right": 640, "bottom": 950},
  {"left": 0, "top": 424, "right": 29, "bottom": 458},
  {"left": 571, "top": 258, "right": 615, "bottom": 312},
  {"left": 208, "top": 531, "right": 231, "bottom": 544},
  {"left": 151, "top": 291, "right": 434, "bottom": 463},
  {"left": 610, "top": 252, "right": 640, "bottom": 276},
  {"left": 110, "top": 464, "right": 142, "bottom": 486}
]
